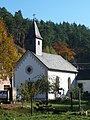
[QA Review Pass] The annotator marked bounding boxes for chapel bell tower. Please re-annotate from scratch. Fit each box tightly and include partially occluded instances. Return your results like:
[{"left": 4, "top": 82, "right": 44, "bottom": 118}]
[{"left": 25, "top": 19, "right": 43, "bottom": 56}]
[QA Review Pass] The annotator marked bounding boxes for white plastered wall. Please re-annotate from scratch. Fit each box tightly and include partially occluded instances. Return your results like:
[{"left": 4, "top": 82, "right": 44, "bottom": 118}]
[
  {"left": 0, "top": 77, "right": 10, "bottom": 91},
  {"left": 48, "top": 70, "right": 76, "bottom": 100},
  {"left": 14, "top": 52, "right": 47, "bottom": 91},
  {"left": 77, "top": 80, "right": 90, "bottom": 93}
]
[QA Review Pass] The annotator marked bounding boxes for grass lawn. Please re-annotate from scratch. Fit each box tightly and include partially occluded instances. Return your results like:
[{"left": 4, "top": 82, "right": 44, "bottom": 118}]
[
  {"left": 0, "top": 99, "right": 90, "bottom": 120},
  {"left": 0, "top": 109, "right": 90, "bottom": 120}
]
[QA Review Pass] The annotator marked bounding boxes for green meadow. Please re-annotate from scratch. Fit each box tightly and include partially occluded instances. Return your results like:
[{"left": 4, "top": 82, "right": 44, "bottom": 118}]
[{"left": 0, "top": 99, "right": 90, "bottom": 120}]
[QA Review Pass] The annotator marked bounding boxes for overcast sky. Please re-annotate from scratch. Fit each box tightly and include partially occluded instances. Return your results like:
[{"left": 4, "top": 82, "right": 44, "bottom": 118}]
[{"left": 1, "top": 0, "right": 90, "bottom": 27}]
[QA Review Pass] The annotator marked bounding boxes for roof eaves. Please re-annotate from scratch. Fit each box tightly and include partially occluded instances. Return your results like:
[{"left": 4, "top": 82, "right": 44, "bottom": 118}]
[{"left": 48, "top": 68, "right": 78, "bottom": 73}]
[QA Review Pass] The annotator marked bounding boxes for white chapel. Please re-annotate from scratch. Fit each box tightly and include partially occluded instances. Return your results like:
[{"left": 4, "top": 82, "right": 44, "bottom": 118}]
[{"left": 14, "top": 20, "right": 78, "bottom": 100}]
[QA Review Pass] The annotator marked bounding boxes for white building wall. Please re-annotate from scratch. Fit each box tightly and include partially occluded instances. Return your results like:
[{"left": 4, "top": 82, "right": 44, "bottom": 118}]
[
  {"left": 0, "top": 78, "right": 10, "bottom": 91},
  {"left": 77, "top": 80, "right": 90, "bottom": 93},
  {"left": 0, "top": 77, "right": 16, "bottom": 101},
  {"left": 48, "top": 70, "right": 76, "bottom": 99},
  {"left": 14, "top": 52, "right": 47, "bottom": 90},
  {"left": 36, "top": 38, "right": 42, "bottom": 56}
]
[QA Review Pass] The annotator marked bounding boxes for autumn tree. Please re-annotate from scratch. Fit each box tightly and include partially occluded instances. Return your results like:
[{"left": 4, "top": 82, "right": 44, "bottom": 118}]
[
  {"left": 0, "top": 18, "right": 19, "bottom": 79},
  {"left": 53, "top": 42, "right": 76, "bottom": 61}
]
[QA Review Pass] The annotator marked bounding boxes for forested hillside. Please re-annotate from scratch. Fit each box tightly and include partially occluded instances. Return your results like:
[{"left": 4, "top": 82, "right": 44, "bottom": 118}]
[{"left": 1, "top": 7, "right": 90, "bottom": 68}]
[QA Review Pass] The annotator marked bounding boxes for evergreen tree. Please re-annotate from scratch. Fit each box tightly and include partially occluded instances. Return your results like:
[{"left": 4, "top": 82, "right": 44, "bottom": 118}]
[{"left": 1, "top": 7, "right": 90, "bottom": 67}]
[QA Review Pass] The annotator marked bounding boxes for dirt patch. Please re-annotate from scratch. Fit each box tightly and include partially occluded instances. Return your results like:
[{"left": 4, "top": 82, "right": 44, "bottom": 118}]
[{"left": 0, "top": 104, "right": 18, "bottom": 110}]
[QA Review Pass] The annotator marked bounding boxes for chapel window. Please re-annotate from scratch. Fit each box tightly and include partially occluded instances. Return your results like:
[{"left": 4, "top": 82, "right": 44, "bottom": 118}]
[
  {"left": 68, "top": 77, "right": 71, "bottom": 89},
  {"left": 55, "top": 76, "right": 59, "bottom": 93},
  {"left": 38, "top": 41, "right": 40, "bottom": 45}
]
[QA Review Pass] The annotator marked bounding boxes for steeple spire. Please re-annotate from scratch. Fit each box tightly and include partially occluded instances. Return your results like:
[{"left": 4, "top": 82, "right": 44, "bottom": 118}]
[
  {"left": 33, "top": 19, "right": 43, "bottom": 39},
  {"left": 25, "top": 18, "right": 43, "bottom": 56}
]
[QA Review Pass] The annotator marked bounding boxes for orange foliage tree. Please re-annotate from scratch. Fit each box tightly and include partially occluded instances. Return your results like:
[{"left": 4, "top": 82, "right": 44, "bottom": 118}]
[
  {"left": 53, "top": 42, "right": 76, "bottom": 61},
  {"left": 0, "top": 18, "right": 20, "bottom": 79}
]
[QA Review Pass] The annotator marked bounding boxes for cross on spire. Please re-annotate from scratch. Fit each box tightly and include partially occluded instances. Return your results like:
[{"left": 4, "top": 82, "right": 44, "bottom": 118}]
[{"left": 33, "top": 14, "right": 36, "bottom": 20}]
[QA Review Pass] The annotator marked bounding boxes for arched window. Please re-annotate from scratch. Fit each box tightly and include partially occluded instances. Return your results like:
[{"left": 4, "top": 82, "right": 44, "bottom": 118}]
[
  {"left": 68, "top": 77, "right": 71, "bottom": 89},
  {"left": 38, "top": 41, "right": 40, "bottom": 45},
  {"left": 55, "top": 76, "right": 59, "bottom": 92}
]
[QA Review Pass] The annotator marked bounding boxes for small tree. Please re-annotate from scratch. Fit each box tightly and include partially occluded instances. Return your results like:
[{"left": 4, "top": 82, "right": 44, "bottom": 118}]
[
  {"left": 20, "top": 80, "right": 40, "bottom": 115},
  {"left": 38, "top": 75, "right": 50, "bottom": 105},
  {"left": 51, "top": 76, "right": 60, "bottom": 98},
  {"left": 69, "top": 85, "right": 79, "bottom": 99},
  {"left": 19, "top": 75, "right": 51, "bottom": 113}
]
